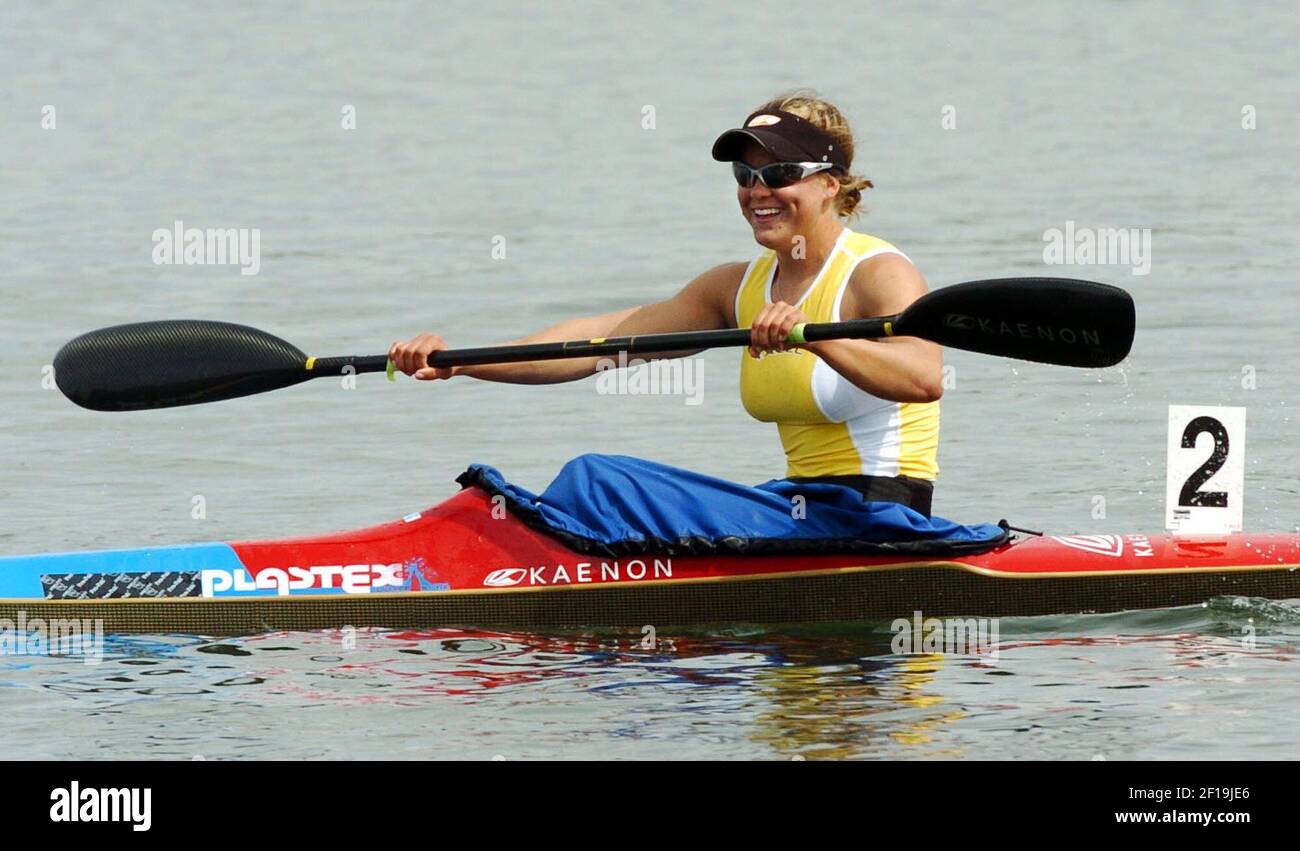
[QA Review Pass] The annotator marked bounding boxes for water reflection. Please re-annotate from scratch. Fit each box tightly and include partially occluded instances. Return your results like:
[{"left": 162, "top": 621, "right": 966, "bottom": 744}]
[{"left": 3, "top": 596, "right": 1298, "bottom": 759}]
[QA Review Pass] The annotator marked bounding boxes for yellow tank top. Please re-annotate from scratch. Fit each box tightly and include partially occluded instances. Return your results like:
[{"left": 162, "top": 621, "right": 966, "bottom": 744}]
[{"left": 736, "top": 228, "right": 940, "bottom": 480}]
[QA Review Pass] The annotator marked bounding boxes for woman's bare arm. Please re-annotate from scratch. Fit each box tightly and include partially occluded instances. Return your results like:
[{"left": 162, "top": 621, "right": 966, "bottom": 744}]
[{"left": 389, "top": 263, "right": 745, "bottom": 384}]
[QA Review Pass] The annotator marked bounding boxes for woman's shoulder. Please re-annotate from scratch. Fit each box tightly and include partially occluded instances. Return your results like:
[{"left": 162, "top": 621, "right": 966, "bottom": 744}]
[
  {"left": 841, "top": 228, "right": 910, "bottom": 261},
  {"left": 689, "top": 260, "right": 751, "bottom": 296},
  {"left": 700, "top": 260, "right": 752, "bottom": 280},
  {"left": 844, "top": 238, "right": 926, "bottom": 316},
  {"left": 681, "top": 261, "right": 755, "bottom": 328}
]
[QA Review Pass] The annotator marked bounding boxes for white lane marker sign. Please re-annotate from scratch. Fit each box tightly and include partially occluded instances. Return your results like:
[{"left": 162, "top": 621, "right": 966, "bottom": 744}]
[{"left": 1165, "top": 405, "right": 1245, "bottom": 534}]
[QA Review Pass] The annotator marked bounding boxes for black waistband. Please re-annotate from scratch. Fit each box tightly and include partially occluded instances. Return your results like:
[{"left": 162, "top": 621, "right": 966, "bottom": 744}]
[{"left": 785, "top": 474, "right": 934, "bottom": 517}]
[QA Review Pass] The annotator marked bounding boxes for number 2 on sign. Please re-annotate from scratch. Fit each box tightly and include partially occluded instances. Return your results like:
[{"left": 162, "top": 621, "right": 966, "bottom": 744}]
[
  {"left": 1178, "top": 416, "right": 1229, "bottom": 508},
  {"left": 1165, "top": 406, "right": 1245, "bottom": 534}
]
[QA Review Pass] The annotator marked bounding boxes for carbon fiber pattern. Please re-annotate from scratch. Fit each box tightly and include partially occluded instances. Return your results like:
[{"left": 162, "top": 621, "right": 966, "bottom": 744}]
[
  {"left": 54, "top": 320, "right": 309, "bottom": 410},
  {"left": 4, "top": 567, "right": 1298, "bottom": 635},
  {"left": 41, "top": 571, "right": 202, "bottom": 600}
]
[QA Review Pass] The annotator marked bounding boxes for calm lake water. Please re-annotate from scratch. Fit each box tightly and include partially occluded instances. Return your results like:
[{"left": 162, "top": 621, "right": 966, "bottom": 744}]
[{"left": 1, "top": 1, "right": 1297, "bottom": 759}]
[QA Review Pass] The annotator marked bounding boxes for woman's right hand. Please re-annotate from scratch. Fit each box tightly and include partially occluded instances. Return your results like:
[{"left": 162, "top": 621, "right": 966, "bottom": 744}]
[
  {"left": 388, "top": 333, "right": 457, "bottom": 381},
  {"left": 747, "top": 300, "right": 810, "bottom": 358}
]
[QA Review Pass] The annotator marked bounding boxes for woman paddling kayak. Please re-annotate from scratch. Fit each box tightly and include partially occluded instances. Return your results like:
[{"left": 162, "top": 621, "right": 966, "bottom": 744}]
[{"left": 389, "top": 91, "right": 944, "bottom": 516}]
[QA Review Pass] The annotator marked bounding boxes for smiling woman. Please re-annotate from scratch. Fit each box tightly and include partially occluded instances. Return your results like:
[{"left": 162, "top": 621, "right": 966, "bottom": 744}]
[
  {"left": 388, "top": 90, "right": 944, "bottom": 516},
  {"left": 710, "top": 92, "right": 942, "bottom": 514}
]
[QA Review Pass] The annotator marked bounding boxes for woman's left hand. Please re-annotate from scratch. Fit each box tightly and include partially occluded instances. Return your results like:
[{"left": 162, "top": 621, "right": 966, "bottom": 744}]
[{"left": 748, "top": 300, "right": 811, "bottom": 358}]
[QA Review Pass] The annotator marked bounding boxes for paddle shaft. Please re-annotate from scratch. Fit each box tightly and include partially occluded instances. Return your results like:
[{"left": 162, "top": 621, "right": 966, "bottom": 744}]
[{"left": 310, "top": 318, "right": 891, "bottom": 375}]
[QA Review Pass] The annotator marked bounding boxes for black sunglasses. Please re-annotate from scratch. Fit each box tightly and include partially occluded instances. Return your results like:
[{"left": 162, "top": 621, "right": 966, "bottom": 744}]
[{"left": 731, "top": 161, "right": 838, "bottom": 189}]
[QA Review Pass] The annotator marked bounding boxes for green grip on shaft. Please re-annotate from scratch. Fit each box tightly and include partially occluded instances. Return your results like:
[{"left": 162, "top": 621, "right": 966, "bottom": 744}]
[{"left": 786, "top": 323, "right": 808, "bottom": 346}]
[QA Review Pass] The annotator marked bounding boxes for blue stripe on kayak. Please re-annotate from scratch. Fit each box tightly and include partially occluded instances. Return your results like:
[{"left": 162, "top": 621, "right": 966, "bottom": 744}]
[{"left": 0, "top": 543, "right": 242, "bottom": 600}]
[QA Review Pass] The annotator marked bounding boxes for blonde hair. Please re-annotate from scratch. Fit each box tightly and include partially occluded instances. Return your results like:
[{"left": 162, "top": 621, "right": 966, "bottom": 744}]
[{"left": 752, "top": 89, "right": 873, "bottom": 218}]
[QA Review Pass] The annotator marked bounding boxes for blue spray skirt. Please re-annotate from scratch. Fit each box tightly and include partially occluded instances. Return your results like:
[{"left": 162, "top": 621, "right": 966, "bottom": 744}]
[{"left": 457, "top": 454, "right": 1008, "bottom": 558}]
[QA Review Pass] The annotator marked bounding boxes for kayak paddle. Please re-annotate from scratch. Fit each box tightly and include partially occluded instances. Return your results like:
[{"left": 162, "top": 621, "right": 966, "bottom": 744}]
[{"left": 54, "top": 276, "right": 1134, "bottom": 411}]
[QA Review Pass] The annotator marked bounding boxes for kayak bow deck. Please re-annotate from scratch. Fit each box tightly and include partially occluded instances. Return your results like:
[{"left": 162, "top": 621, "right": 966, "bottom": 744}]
[{"left": 2, "top": 485, "right": 1298, "bottom": 635}]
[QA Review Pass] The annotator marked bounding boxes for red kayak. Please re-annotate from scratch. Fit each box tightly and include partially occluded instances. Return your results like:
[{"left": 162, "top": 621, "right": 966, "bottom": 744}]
[{"left": 2, "top": 483, "right": 1298, "bottom": 635}]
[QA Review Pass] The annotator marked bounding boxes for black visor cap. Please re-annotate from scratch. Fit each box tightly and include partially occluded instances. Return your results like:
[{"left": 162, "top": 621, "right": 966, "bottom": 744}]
[{"left": 711, "top": 109, "right": 848, "bottom": 170}]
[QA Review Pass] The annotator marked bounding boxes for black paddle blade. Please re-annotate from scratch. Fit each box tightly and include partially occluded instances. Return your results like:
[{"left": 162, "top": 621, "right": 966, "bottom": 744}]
[
  {"left": 54, "top": 320, "right": 312, "bottom": 411},
  {"left": 895, "top": 277, "right": 1135, "bottom": 367}
]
